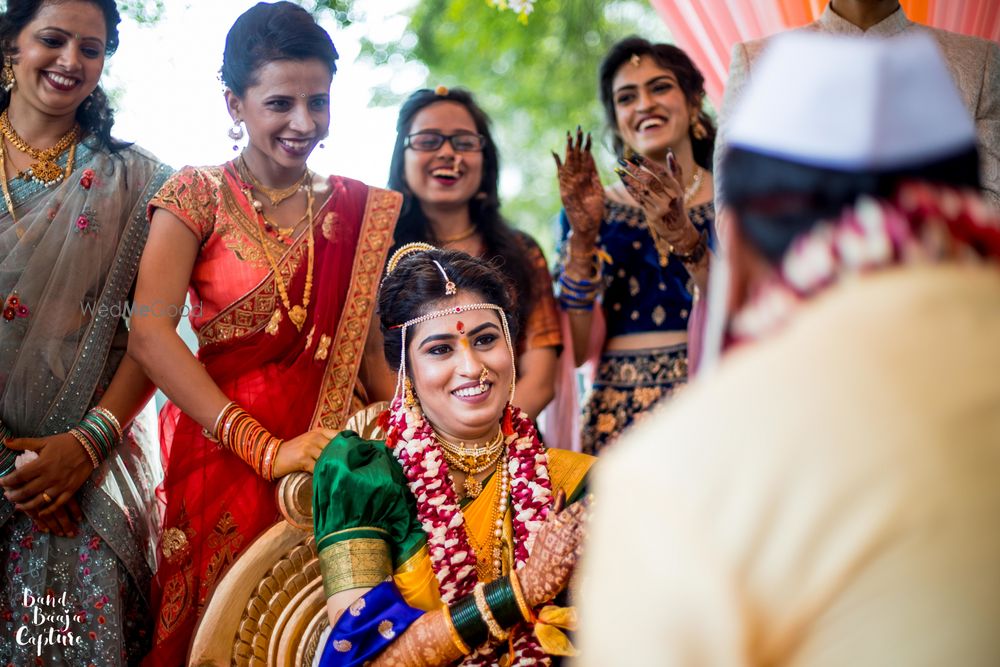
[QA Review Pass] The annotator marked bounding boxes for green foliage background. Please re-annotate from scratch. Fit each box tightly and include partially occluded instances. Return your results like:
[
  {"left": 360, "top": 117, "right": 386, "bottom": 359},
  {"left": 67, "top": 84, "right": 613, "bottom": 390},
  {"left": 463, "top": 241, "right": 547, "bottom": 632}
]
[
  {"left": 0, "top": 0, "right": 669, "bottom": 252},
  {"left": 323, "top": 0, "right": 670, "bottom": 252}
]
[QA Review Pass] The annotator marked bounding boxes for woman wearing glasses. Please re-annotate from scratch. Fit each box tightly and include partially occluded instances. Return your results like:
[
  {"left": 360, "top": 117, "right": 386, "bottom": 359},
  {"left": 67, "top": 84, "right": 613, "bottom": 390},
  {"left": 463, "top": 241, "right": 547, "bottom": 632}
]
[{"left": 387, "top": 87, "right": 560, "bottom": 420}]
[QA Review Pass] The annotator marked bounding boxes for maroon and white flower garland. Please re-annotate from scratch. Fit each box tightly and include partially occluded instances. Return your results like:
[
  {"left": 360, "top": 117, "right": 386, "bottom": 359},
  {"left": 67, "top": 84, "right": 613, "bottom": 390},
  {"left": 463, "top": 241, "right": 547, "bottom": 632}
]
[
  {"left": 386, "top": 395, "right": 554, "bottom": 666},
  {"left": 730, "top": 183, "right": 1000, "bottom": 343}
]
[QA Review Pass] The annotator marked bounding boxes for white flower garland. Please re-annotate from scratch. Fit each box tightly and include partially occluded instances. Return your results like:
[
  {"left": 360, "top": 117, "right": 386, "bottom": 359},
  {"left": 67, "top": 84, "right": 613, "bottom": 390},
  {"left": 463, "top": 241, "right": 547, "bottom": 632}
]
[{"left": 386, "top": 395, "right": 553, "bottom": 666}]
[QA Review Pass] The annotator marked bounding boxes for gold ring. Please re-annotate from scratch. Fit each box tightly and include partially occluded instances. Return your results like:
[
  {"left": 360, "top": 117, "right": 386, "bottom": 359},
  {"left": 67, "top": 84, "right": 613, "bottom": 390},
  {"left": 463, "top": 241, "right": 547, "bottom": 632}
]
[{"left": 41, "top": 492, "right": 53, "bottom": 504}]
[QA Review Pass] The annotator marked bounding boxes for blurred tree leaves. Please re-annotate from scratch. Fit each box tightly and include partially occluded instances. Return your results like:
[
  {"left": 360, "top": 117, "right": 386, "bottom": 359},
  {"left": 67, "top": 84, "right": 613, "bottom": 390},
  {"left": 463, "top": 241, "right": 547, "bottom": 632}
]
[{"left": 321, "top": 0, "right": 669, "bottom": 251}]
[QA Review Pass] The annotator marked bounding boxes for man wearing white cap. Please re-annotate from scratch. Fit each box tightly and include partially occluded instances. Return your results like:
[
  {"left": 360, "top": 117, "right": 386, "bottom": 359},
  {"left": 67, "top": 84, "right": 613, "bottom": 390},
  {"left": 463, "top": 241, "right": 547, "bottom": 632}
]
[
  {"left": 715, "top": 0, "right": 1000, "bottom": 208},
  {"left": 576, "top": 33, "right": 1000, "bottom": 666}
]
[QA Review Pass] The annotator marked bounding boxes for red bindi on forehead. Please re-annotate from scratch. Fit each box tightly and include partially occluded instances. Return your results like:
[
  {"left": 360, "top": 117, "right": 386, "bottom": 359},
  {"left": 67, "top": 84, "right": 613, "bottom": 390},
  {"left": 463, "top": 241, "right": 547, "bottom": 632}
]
[{"left": 456, "top": 321, "right": 464, "bottom": 333}]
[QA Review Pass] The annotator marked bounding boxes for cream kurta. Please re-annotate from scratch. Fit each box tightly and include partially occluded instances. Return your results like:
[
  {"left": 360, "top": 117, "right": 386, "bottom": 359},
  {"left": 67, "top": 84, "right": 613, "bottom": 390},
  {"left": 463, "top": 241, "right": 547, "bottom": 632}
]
[
  {"left": 576, "top": 263, "right": 1000, "bottom": 666},
  {"left": 715, "top": 5, "right": 1000, "bottom": 208}
]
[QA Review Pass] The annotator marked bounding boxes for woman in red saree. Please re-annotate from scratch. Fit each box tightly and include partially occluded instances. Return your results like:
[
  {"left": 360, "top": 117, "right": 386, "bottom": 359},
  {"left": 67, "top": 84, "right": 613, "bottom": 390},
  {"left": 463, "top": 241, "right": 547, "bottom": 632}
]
[{"left": 127, "top": 4, "right": 400, "bottom": 664}]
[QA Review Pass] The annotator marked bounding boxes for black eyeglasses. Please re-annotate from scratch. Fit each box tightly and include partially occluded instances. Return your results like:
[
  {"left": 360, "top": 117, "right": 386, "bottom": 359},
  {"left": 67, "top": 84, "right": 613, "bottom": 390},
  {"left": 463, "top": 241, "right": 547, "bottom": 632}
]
[{"left": 404, "top": 131, "right": 487, "bottom": 153}]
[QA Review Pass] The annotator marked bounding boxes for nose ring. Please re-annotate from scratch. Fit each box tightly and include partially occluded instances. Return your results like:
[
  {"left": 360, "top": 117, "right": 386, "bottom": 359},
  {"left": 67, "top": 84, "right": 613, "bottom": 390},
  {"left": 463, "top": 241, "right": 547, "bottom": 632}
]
[{"left": 478, "top": 365, "right": 489, "bottom": 391}]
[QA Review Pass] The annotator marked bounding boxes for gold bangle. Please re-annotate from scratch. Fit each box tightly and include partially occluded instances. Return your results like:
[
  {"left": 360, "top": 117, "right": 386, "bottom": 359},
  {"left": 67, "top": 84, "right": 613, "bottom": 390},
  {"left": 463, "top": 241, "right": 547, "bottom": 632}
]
[
  {"left": 441, "top": 605, "right": 471, "bottom": 655},
  {"left": 473, "top": 582, "right": 509, "bottom": 642},
  {"left": 508, "top": 572, "right": 532, "bottom": 623},
  {"left": 69, "top": 428, "right": 100, "bottom": 469}
]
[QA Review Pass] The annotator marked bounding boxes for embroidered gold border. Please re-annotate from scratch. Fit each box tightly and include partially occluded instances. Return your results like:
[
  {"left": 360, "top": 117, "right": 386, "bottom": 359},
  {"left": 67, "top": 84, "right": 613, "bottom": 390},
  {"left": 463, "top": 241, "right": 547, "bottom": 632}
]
[
  {"left": 311, "top": 186, "right": 401, "bottom": 429},
  {"left": 319, "top": 537, "right": 392, "bottom": 598},
  {"left": 197, "top": 179, "right": 336, "bottom": 348}
]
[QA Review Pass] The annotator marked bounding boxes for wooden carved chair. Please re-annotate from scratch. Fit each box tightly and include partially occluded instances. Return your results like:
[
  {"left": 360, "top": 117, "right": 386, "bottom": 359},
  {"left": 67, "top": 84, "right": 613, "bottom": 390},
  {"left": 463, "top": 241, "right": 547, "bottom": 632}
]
[{"left": 188, "top": 402, "right": 388, "bottom": 666}]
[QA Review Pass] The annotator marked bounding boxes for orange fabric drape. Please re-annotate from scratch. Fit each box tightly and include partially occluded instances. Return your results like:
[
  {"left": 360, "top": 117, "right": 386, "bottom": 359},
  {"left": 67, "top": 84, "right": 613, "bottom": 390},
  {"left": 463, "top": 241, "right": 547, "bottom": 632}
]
[{"left": 648, "top": 0, "right": 1000, "bottom": 107}]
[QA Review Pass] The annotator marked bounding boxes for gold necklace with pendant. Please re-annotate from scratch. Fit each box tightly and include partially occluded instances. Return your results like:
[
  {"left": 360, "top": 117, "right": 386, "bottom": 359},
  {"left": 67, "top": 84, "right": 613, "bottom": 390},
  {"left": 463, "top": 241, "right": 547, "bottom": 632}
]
[
  {"left": 0, "top": 110, "right": 79, "bottom": 186},
  {"left": 435, "top": 429, "right": 505, "bottom": 498},
  {"left": 250, "top": 180, "right": 315, "bottom": 333}
]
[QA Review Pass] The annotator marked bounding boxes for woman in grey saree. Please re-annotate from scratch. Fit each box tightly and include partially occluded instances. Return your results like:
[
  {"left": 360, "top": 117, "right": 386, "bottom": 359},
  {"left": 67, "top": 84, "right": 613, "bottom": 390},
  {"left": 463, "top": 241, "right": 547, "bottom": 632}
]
[{"left": 0, "top": 0, "right": 170, "bottom": 663}]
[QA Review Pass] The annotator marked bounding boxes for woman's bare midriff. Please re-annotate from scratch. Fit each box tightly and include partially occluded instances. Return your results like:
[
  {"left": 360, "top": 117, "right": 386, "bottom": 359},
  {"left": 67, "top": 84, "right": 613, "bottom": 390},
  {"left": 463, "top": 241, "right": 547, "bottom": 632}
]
[{"left": 605, "top": 330, "right": 687, "bottom": 351}]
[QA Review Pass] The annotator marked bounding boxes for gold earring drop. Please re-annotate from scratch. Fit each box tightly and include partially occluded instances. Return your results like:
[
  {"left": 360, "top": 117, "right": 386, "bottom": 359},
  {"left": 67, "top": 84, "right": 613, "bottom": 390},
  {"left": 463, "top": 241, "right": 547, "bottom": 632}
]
[
  {"left": 1, "top": 57, "right": 15, "bottom": 93},
  {"left": 404, "top": 377, "right": 418, "bottom": 408}
]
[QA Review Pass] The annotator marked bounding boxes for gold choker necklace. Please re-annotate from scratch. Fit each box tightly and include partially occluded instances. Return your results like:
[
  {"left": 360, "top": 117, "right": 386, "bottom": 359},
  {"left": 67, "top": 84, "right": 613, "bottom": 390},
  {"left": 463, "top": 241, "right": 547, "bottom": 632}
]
[
  {"left": 434, "top": 429, "right": 505, "bottom": 498},
  {"left": 238, "top": 154, "right": 307, "bottom": 207},
  {"left": 0, "top": 111, "right": 79, "bottom": 186}
]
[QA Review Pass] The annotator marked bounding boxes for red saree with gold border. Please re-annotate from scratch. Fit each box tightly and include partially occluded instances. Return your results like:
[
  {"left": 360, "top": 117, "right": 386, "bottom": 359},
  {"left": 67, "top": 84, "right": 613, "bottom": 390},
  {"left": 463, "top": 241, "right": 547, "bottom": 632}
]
[{"left": 142, "top": 163, "right": 400, "bottom": 666}]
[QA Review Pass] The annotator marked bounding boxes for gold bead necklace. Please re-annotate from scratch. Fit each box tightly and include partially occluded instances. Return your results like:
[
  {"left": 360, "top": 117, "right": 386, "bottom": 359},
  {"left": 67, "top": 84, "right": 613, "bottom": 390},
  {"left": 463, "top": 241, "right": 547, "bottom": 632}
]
[
  {"left": 0, "top": 110, "right": 79, "bottom": 186},
  {"left": 464, "top": 453, "right": 510, "bottom": 581},
  {"left": 250, "top": 179, "right": 315, "bottom": 332}
]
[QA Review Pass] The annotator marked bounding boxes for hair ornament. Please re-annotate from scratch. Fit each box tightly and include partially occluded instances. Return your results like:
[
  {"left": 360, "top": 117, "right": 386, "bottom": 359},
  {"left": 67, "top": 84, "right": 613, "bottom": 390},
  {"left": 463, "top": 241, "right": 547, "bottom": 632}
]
[
  {"left": 630, "top": 54, "right": 642, "bottom": 67},
  {"left": 386, "top": 242, "right": 437, "bottom": 276},
  {"left": 432, "top": 260, "right": 458, "bottom": 295},
  {"left": 435, "top": 85, "right": 449, "bottom": 96}
]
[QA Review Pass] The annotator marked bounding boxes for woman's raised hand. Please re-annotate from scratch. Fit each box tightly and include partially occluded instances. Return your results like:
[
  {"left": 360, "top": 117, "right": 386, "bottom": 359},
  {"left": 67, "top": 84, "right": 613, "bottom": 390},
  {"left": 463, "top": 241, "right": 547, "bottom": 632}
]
[
  {"left": 517, "top": 497, "right": 590, "bottom": 607},
  {"left": 617, "top": 152, "right": 700, "bottom": 251},
  {"left": 554, "top": 127, "right": 605, "bottom": 251},
  {"left": 272, "top": 428, "right": 338, "bottom": 478}
]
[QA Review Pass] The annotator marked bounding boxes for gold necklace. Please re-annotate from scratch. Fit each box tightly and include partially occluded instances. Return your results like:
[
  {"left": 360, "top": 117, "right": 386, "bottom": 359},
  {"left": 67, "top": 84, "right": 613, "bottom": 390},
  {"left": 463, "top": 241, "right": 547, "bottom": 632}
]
[
  {"left": 0, "top": 137, "right": 75, "bottom": 239},
  {"left": 464, "top": 454, "right": 510, "bottom": 581},
  {"left": 437, "top": 430, "right": 505, "bottom": 499},
  {"left": 0, "top": 110, "right": 79, "bottom": 186},
  {"left": 238, "top": 154, "right": 306, "bottom": 207},
  {"left": 250, "top": 180, "right": 315, "bottom": 332},
  {"left": 683, "top": 166, "right": 705, "bottom": 204},
  {"left": 437, "top": 225, "right": 477, "bottom": 244},
  {"left": 434, "top": 428, "right": 504, "bottom": 458}
]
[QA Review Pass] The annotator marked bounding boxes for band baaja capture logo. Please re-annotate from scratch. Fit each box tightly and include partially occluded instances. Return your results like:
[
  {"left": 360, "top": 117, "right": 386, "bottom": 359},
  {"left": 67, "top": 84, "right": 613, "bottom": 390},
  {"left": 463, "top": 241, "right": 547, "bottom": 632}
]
[{"left": 14, "top": 588, "right": 87, "bottom": 656}]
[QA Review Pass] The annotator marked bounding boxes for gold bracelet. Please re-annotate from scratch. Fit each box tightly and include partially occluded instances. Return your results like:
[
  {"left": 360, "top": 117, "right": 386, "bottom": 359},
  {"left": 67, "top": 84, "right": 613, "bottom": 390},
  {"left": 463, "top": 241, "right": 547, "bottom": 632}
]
[
  {"left": 508, "top": 572, "right": 532, "bottom": 623},
  {"left": 473, "top": 582, "right": 509, "bottom": 642},
  {"left": 69, "top": 428, "right": 100, "bottom": 469},
  {"left": 441, "top": 605, "right": 471, "bottom": 655}
]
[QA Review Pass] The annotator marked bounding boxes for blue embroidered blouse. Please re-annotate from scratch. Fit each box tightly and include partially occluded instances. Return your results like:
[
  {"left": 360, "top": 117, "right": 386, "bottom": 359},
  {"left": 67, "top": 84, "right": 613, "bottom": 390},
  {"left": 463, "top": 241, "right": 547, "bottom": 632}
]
[{"left": 558, "top": 199, "right": 715, "bottom": 339}]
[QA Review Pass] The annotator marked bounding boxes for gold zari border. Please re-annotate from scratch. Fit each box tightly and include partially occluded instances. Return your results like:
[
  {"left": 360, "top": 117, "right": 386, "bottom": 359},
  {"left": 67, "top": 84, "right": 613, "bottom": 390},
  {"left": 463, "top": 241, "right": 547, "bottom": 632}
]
[
  {"left": 311, "top": 186, "right": 401, "bottom": 430},
  {"left": 320, "top": 537, "right": 393, "bottom": 598}
]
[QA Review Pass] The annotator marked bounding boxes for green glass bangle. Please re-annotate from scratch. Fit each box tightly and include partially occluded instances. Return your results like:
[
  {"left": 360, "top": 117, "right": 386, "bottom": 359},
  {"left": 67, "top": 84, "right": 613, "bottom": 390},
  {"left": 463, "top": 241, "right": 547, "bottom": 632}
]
[
  {"left": 77, "top": 419, "right": 114, "bottom": 459},
  {"left": 78, "top": 419, "right": 111, "bottom": 457},
  {"left": 483, "top": 576, "right": 522, "bottom": 628},
  {"left": 448, "top": 593, "right": 489, "bottom": 649}
]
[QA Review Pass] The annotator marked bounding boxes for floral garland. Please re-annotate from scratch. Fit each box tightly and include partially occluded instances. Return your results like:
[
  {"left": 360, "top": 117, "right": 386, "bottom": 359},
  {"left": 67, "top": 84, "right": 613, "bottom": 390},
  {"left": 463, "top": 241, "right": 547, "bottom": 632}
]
[
  {"left": 730, "top": 183, "right": 1000, "bottom": 343},
  {"left": 385, "top": 395, "right": 553, "bottom": 666}
]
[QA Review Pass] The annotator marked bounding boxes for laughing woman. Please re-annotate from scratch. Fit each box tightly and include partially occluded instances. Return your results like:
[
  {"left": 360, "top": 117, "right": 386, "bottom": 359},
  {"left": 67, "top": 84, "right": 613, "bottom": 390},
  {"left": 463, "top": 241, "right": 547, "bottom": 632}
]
[
  {"left": 554, "top": 37, "right": 716, "bottom": 455},
  {"left": 127, "top": 3, "right": 399, "bottom": 663},
  {"left": 313, "top": 245, "right": 593, "bottom": 667},
  {"left": 389, "top": 88, "right": 561, "bottom": 420},
  {"left": 0, "top": 0, "right": 170, "bottom": 663}
]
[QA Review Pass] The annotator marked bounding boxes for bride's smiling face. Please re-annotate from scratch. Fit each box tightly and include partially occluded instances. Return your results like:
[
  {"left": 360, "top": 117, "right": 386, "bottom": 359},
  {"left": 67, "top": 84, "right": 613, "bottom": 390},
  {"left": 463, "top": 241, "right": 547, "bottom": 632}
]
[{"left": 407, "top": 294, "right": 512, "bottom": 444}]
